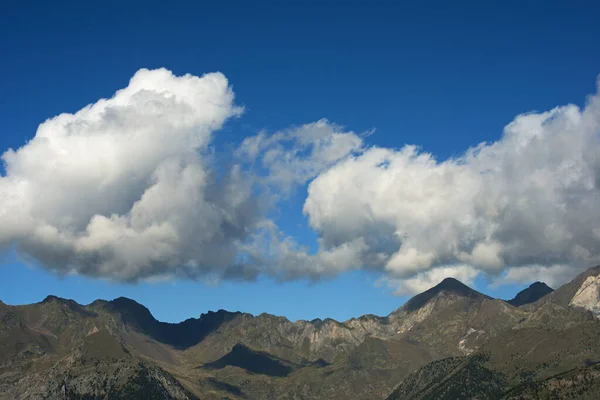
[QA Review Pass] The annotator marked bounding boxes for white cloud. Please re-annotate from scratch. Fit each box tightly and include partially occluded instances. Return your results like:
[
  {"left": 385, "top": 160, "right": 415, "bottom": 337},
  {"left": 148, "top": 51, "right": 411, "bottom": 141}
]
[
  {"left": 303, "top": 78, "right": 600, "bottom": 291},
  {"left": 0, "top": 68, "right": 258, "bottom": 281},
  {"left": 0, "top": 69, "right": 365, "bottom": 284},
  {"left": 494, "top": 265, "right": 576, "bottom": 289},
  {"left": 237, "top": 119, "right": 363, "bottom": 193},
  {"left": 235, "top": 219, "right": 369, "bottom": 281},
  {"left": 2, "top": 68, "right": 600, "bottom": 295}
]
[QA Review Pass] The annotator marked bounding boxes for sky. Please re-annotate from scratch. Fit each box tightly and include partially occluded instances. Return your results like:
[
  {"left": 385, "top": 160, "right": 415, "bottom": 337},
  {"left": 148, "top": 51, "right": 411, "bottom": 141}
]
[{"left": 1, "top": 1, "right": 600, "bottom": 323}]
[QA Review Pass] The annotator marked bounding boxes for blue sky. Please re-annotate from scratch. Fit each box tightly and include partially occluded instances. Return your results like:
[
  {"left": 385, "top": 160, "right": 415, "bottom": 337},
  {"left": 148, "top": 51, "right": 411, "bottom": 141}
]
[{"left": 1, "top": 1, "right": 599, "bottom": 322}]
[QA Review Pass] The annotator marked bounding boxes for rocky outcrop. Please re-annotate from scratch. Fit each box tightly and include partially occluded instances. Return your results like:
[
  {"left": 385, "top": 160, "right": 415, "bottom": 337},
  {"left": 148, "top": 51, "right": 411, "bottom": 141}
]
[{"left": 570, "top": 275, "right": 600, "bottom": 316}]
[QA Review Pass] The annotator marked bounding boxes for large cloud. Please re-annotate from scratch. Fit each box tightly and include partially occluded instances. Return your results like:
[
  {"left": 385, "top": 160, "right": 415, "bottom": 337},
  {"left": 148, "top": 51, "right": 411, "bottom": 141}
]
[
  {"left": 2, "top": 68, "right": 600, "bottom": 294},
  {"left": 0, "top": 68, "right": 258, "bottom": 281},
  {"left": 303, "top": 78, "right": 600, "bottom": 290},
  {"left": 0, "top": 68, "right": 363, "bottom": 283}
]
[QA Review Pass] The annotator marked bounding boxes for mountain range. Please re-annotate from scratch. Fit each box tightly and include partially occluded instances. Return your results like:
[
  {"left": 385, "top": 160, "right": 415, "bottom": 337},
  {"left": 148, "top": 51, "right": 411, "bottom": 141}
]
[{"left": 2, "top": 266, "right": 600, "bottom": 399}]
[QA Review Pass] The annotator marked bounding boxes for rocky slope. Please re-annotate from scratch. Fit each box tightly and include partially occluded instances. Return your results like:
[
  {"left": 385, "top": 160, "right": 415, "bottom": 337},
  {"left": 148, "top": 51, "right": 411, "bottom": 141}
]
[
  {"left": 527, "top": 265, "right": 600, "bottom": 310},
  {"left": 386, "top": 266, "right": 600, "bottom": 400},
  {"left": 2, "top": 266, "right": 600, "bottom": 399}
]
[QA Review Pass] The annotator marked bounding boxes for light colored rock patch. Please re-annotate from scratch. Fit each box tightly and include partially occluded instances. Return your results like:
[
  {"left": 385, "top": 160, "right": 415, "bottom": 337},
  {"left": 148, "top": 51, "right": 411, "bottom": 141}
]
[
  {"left": 458, "top": 328, "right": 485, "bottom": 355},
  {"left": 570, "top": 275, "right": 600, "bottom": 317},
  {"left": 87, "top": 326, "right": 99, "bottom": 336},
  {"left": 394, "top": 298, "right": 437, "bottom": 334}
]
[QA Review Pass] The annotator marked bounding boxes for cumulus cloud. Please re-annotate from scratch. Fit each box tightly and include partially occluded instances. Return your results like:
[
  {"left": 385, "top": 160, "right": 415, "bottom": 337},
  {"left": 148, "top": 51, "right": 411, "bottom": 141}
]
[
  {"left": 0, "top": 68, "right": 257, "bottom": 281},
  {"left": 494, "top": 265, "right": 574, "bottom": 289},
  {"left": 2, "top": 67, "right": 600, "bottom": 295},
  {"left": 303, "top": 78, "right": 600, "bottom": 291},
  {"left": 0, "top": 68, "right": 364, "bottom": 284}
]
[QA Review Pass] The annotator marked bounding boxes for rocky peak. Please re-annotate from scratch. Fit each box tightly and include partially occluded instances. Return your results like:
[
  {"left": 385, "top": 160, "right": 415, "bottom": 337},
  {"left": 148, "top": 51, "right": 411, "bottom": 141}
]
[
  {"left": 401, "top": 277, "right": 491, "bottom": 313},
  {"left": 507, "top": 282, "right": 554, "bottom": 307},
  {"left": 107, "top": 297, "right": 157, "bottom": 329},
  {"left": 40, "top": 295, "right": 95, "bottom": 316},
  {"left": 109, "top": 296, "right": 150, "bottom": 310},
  {"left": 437, "top": 277, "right": 477, "bottom": 292},
  {"left": 200, "top": 309, "right": 233, "bottom": 317},
  {"left": 41, "top": 295, "right": 61, "bottom": 303},
  {"left": 190, "top": 309, "right": 241, "bottom": 331},
  {"left": 41, "top": 295, "right": 80, "bottom": 306}
]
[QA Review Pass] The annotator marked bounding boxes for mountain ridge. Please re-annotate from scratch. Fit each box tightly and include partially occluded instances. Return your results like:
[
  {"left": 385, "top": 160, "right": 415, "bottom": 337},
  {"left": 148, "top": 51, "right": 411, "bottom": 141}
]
[
  {"left": 3, "top": 266, "right": 600, "bottom": 399},
  {"left": 400, "top": 277, "right": 492, "bottom": 313},
  {"left": 21, "top": 276, "right": 521, "bottom": 327}
]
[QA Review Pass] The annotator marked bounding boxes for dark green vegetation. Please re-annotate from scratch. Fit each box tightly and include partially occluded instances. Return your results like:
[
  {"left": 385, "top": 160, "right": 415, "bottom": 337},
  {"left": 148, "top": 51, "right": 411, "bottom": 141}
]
[{"left": 2, "top": 267, "right": 600, "bottom": 399}]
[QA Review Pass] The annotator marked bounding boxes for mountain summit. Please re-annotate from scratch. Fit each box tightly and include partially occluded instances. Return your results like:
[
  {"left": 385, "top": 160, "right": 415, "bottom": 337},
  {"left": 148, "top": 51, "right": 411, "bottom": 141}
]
[
  {"left": 402, "top": 277, "right": 491, "bottom": 312},
  {"left": 507, "top": 282, "right": 554, "bottom": 307}
]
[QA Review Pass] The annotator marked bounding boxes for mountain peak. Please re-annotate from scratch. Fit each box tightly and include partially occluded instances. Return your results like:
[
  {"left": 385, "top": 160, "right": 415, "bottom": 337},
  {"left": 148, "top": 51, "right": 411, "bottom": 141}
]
[
  {"left": 507, "top": 282, "right": 554, "bottom": 307},
  {"left": 109, "top": 296, "right": 150, "bottom": 312},
  {"left": 40, "top": 295, "right": 95, "bottom": 316},
  {"left": 107, "top": 297, "right": 157, "bottom": 329},
  {"left": 428, "top": 277, "right": 483, "bottom": 297},
  {"left": 42, "top": 295, "right": 68, "bottom": 303},
  {"left": 437, "top": 277, "right": 469, "bottom": 290},
  {"left": 402, "top": 277, "right": 490, "bottom": 312}
]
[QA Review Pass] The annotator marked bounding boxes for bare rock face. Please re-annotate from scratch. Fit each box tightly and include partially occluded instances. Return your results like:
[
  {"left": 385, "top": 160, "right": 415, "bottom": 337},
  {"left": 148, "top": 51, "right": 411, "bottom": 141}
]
[
  {"left": 4, "top": 360, "right": 197, "bottom": 400},
  {"left": 570, "top": 275, "right": 600, "bottom": 316}
]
